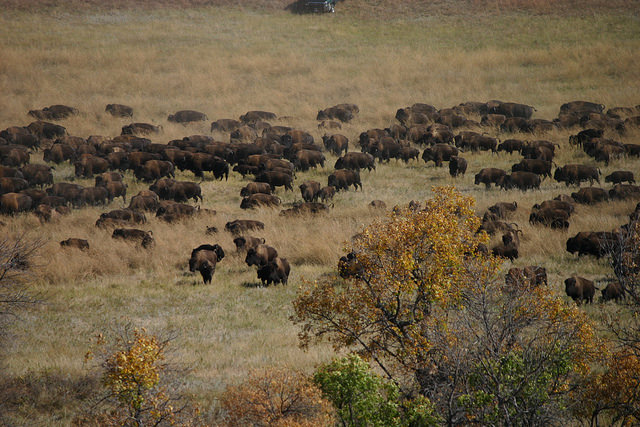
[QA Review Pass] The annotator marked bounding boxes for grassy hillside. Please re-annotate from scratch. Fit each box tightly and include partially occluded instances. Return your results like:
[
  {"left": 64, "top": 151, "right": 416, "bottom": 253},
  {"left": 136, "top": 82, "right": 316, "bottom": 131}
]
[{"left": 0, "top": 1, "right": 639, "bottom": 424}]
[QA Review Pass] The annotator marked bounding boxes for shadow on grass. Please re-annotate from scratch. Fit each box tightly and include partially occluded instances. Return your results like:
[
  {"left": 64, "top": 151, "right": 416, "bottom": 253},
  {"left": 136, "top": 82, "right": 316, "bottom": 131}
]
[
  {"left": 241, "top": 281, "right": 267, "bottom": 288},
  {"left": 0, "top": 370, "right": 99, "bottom": 425}
]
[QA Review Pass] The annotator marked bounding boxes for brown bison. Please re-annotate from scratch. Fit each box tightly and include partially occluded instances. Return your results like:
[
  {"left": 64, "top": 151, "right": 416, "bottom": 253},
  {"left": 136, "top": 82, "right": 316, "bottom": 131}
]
[
  {"left": 564, "top": 276, "right": 596, "bottom": 304},
  {"left": 256, "top": 257, "right": 290, "bottom": 286},
  {"left": 554, "top": 164, "right": 600, "bottom": 186},
  {"left": 112, "top": 228, "right": 154, "bottom": 249},
  {"left": 328, "top": 169, "right": 361, "bottom": 191},
  {"left": 334, "top": 152, "right": 375, "bottom": 171},
  {"left": 240, "top": 193, "right": 281, "bottom": 209},
  {"left": 245, "top": 244, "right": 278, "bottom": 267},
  {"left": 240, "top": 182, "right": 272, "bottom": 197},
  {"left": 59, "top": 238, "right": 90, "bottom": 251},
  {"left": 601, "top": 281, "right": 624, "bottom": 302},
  {"left": 225, "top": 219, "right": 265, "bottom": 235},
  {"left": 605, "top": 170, "right": 635, "bottom": 185},
  {"left": 233, "top": 236, "right": 266, "bottom": 253},
  {"left": 505, "top": 266, "right": 548, "bottom": 289},
  {"left": 474, "top": 168, "right": 507, "bottom": 189},
  {"left": 189, "top": 244, "right": 225, "bottom": 284},
  {"left": 570, "top": 187, "right": 608, "bottom": 204},
  {"left": 167, "top": 110, "right": 208, "bottom": 123},
  {"left": 105, "top": 103, "right": 133, "bottom": 118},
  {"left": 448, "top": 156, "right": 467, "bottom": 177},
  {"left": 0, "top": 192, "right": 32, "bottom": 214},
  {"left": 322, "top": 134, "right": 349, "bottom": 156},
  {"left": 28, "top": 104, "right": 78, "bottom": 120}
]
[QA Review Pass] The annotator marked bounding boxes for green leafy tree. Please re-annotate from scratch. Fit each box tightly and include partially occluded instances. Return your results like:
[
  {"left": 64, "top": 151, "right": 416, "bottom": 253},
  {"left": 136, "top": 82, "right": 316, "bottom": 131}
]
[{"left": 313, "top": 354, "right": 438, "bottom": 426}]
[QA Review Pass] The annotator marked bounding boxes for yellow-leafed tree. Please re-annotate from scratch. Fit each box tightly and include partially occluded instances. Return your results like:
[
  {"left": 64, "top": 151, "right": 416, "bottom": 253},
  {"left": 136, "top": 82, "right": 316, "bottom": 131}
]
[{"left": 292, "top": 186, "right": 600, "bottom": 425}]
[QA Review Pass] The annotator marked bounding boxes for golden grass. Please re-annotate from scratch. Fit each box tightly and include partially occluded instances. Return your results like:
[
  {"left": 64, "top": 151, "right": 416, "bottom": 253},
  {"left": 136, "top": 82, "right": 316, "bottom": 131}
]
[{"left": 1, "top": 2, "right": 640, "bottom": 424}]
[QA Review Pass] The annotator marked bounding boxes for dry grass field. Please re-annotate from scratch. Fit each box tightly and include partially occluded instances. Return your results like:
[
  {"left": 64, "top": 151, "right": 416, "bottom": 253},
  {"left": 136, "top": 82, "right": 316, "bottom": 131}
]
[{"left": 1, "top": 0, "right": 640, "bottom": 424}]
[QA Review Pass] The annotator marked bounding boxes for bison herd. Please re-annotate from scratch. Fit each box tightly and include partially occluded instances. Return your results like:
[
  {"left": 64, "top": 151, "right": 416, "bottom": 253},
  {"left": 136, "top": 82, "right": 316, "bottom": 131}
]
[{"left": 1, "top": 99, "right": 640, "bottom": 296}]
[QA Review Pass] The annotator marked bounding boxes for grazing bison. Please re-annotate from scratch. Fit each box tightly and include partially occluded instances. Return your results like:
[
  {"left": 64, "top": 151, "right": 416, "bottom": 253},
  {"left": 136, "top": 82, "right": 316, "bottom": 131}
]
[
  {"left": 245, "top": 244, "right": 278, "bottom": 267},
  {"left": 189, "top": 244, "right": 225, "bottom": 284},
  {"left": 564, "top": 276, "right": 596, "bottom": 304},
  {"left": 0, "top": 177, "right": 29, "bottom": 195},
  {"left": 422, "top": 144, "right": 458, "bottom": 167},
  {"left": 210, "top": 118, "right": 241, "bottom": 132},
  {"left": 299, "top": 181, "right": 322, "bottom": 203},
  {"left": 293, "top": 149, "right": 325, "bottom": 171},
  {"left": 240, "top": 182, "right": 272, "bottom": 198},
  {"left": 74, "top": 154, "right": 109, "bottom": 178},
  {"left": 571, "top": 187, "right": 609, "bottom": 204},
  {"left": 105, "top": 104, "right": 134, "bottom": 118},
  {"left": 20, "top": 164, "right": 53, "bottom": 188},
  {"left": 322, "top": 134, "right": 349, "bottom": 156},
  {"left": 233, "top": 236, "right": 266, "bottom": 253},
  {"left": 155, "top": 203, "right": 197, "bottom": 222},
  {"left": 328, "top": 169, "right": 361, "bottom": 191},
  {"left": 554, "top": 164, "right": 600, "bottom": 186},
  {"left": 487, "top": 201, "right": 518, "bottom": 219},
  {"left": 112, "top": 228, "right": 154, "bottom": 249},
  {"left": 135, "top": 160, "right": 175, "bottom": 182},
  {"left": 491, "top": 242, "right": 519, "bottom": 261},
  {"left": 474, "top": 168, "right": 507, "bottom": 189},
  {"left": 240, "top": 193, "right": 281, "bottom": 209},
  {"left": 80, "top": 186, "right": 110, "bottom": 206},
  {"left": 239, "top": 110, "right": 277, "bottom": 123},
  {"left": 335, "top": 152, "right": 375, "bottom": 171},
  {"left": 566, "top": 231, "right": 617, "bottom": 258},
  {"left": 316, "top": 103, "right": 358, "bottom": 122},
  {"left": 319, "top": 186, "right": 336, "bottom": 202},
  {"left": 255, "top": 171, "right": 294, "bottom": 191},
  {"left": 121, "top": 122, "right": 162, "bottom": 136},
  {"left": 257, "top": 257, "right": 290, "bottom": 286},
  {"left": 28, "top": 104, "right": 78, "bottom": 120},
  {"left": 448, "top": 156, "right": 467, "bottom": 177},
  {"left": 0, "top": 193, "right": 32, "bottom": 214},
  {"left": 100, "top": 209, "right": 147, "bottom": 224},
  {"left": 601, "top": 281, "right": 624, "bottom": 302},
  {"left": 280, "top": 202, "right": 330, "bottom": 217},
  {"left": 498, "top": 171, "right": 541, "bottom": 191},
  {"left": 511, "top": 159, "right": 552, "bottom": 179},
  {"left": 609, "top": 184, "right": 640, "bottom": 200},
  {"left": 505, "top": 266, "right": 547, "bottom": 289},
  {"left": 605, "top": 171, "right": 635, "bottom": 185},
  {"left": 560, "top": 101, "right": 605, "bottom": 115},
  {"left": 489, "top": 101, "right": 536, "bottom": 119},
  {"left": 167, "top": 110, "right": 208, "bottom": 123},
  {"left": 529, "top": 207, "right": 570, "bottom": 229},
  {"left": 225, "top": 219, "right": 265, "bottom": 235},
  {"left": 59, "top": 238, "right": 89, "bottom": 251},
  {"left": 497, "top": 139, "right": 525, "bottom": 154},
  {"left": 128, "top": 191, "right": 160, "bottom": 212}
]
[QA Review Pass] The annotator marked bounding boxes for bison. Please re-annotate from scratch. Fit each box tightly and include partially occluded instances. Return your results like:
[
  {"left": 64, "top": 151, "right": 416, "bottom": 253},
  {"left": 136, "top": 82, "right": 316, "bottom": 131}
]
[
  {"left": 189, "top": 244, "right": 225, "bottom": 284},
  {"left": 256, "top": 257, "right": 290, "bottom": 286},
  {"left": 328, "top": 169, "right": 361, "bottom": 191},
  {"left": 245, "top": 244, "right": 278, "bottom": 267},
  {"left": 59, "top": 238, "right": 89, "bottom": 251},
  {"left": 564, "top": 276, "right": 596, "bottom": 304},
  {"left": 474, "top": 168, "right": 507, "bottom": 189},
  {"left": 112, "top": 228, "right": 154, "bottom": 249}
]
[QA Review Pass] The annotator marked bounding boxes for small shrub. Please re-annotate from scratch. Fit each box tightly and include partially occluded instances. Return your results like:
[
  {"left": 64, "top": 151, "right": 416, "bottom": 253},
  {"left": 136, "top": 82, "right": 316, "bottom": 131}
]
[{"left": 220, "top": 366, "right": 335, "bottom": 426}]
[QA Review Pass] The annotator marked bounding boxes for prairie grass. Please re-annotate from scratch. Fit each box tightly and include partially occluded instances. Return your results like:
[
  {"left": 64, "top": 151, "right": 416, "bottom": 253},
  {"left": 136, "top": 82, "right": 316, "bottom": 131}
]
[{"left": 1, "top": 1, "right": 640, "bottom": 424}]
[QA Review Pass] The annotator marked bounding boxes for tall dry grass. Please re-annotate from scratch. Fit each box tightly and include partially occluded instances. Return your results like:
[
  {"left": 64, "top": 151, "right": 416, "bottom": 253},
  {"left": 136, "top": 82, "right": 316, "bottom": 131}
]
[{"left": 1, "top": 3, "right": 639, "bottom": 424}]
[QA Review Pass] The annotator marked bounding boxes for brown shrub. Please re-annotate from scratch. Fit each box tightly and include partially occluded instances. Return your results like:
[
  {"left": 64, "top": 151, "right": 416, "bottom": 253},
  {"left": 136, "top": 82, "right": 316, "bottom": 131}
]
[{"left": 220, "top": 367, "right": 335, "bottom": 427}]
